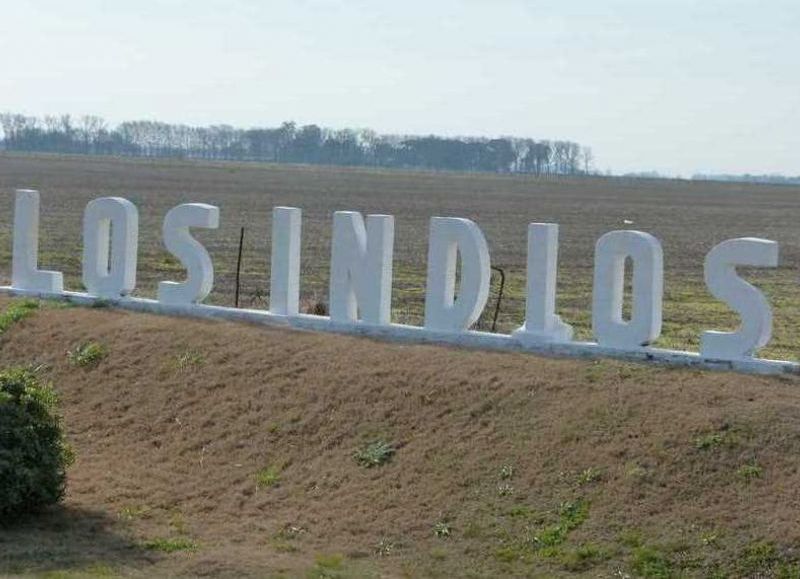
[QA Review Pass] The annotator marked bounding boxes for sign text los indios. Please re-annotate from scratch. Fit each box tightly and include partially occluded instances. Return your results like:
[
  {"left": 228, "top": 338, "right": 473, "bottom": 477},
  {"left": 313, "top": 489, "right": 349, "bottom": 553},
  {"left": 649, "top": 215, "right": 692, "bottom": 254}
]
[{"left": 4, "top": 189, "right": 792, "bottom": 376}]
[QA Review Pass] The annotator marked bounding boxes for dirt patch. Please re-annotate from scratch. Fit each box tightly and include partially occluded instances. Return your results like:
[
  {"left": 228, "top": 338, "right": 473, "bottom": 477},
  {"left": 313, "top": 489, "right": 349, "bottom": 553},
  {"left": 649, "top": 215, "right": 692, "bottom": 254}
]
[{"left": 1, "top": 297, "right": 800, "bottom": 577}]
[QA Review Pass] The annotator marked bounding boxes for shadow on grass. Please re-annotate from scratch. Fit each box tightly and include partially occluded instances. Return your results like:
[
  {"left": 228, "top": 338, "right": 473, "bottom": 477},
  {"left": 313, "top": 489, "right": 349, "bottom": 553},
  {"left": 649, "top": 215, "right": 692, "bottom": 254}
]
[{"left": 0, "top": 504, "right": 152, "bottom": 576}]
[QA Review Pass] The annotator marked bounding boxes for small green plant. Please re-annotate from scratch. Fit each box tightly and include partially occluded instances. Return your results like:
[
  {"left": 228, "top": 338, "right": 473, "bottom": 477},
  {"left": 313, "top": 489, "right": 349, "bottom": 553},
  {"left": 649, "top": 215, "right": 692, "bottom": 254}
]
[
  {"left": 494, "top": 545, "right": 521, "bottom": 563},
  {"left": 158, "top": 254, "right": 183, "bottom": 271},
  {"left": 534, "top": 500, "right": 589, "bottom": 549},
  {"left": 737, "top": 541, "right": 778, "bottom": 574},
  {"left": 169, "top": 510, "right": 188, "bottom": 534},
  {"left": 0, "top": 367, "right": 72, "bottom": 519},
  {"left": 271, "top": 524, "right": 306, "bottom": 553},
  {"left": 625, "top": 462, "right": 649, "bottom": 481},
  {"left": 630, "top": 545, "right": 672, "bottom": 578},
  {"left": 463, "top": 520, "right": 483, "bottom": 539},
  {"left": 142, "top": 537, "right": 198, "bottom": 553},
  {"left": 560, "top": 543, "right": 609, "bottom": 571},
  {"left": 499, "top": 464, "right": 514, "bottom": 480},
  {"left": 778, "top": 563, "right": 800, "bottom": 579},
  {"left": 68, "top": 341, "right": 108, "bottom": 367},
  {"left": 255, "top": 465, "right": 282, "bottom": 488},
  {"left": 497, "top": 483, "right": 514, "bottom": 496},
  {"left": 0, "top": 299, "right": 39, "bottom": 333},
  {"left": 174, "top": 350, "right": 204, "bottom": 371},
  {"left": 433, "top": 521, "right": 452, "bottom": 538},
  {"left": 737, "top": 462, "right": 763, "bottom": 481},
  {"left": 277, "top": 524, "right": 306, "bottom": 539},
  {"left": 118, "top": 505, "right": 151, "bottom": 521},
  {"left": 308, "top": 554, "right": 344, "bottom": 578},
  {"left": 376, "top": 537, "right": 395, "bottom": 556},
  {"left": 80, "top": 562, "right": 116, "bottom": 576},
  {"left": 694, "top": 432, "right": 725, "bottom": 450},
  {"left": 353, "top": 440, "right": 395, "bottom": 467},
  {"left": 577, "top": 467, "right": 603, "bottom": 485},
  {"left": 618, "top": 529, "right": 644, "bottom": 548},
  {"left": 700, "top": 531, "right": 720, "bottom": 546}
]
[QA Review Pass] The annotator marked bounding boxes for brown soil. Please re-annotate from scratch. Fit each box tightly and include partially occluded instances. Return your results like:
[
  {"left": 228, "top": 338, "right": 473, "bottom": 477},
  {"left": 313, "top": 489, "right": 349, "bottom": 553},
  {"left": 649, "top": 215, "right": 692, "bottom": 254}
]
[{"left": 1, "top": 297, "right": 800, "bottom": 577}]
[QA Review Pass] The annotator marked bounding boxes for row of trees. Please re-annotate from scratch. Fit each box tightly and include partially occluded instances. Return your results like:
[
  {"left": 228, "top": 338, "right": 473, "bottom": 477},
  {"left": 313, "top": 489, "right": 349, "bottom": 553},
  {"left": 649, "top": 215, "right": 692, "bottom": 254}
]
[
  {"left": 693, "top": 173, "right": 800, "bottom": 185},
  {"left": 0, "top": 112, "right": 594, "bottom": 176}
]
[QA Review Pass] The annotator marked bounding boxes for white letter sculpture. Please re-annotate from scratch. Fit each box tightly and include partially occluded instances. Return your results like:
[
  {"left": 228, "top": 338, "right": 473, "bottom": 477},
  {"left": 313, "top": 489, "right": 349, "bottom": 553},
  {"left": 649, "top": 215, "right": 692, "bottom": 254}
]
[
  {"left": 592, "top": 230, "right": 663, "bottom": 348},
  {"left": 158, "top": 203, "right": 219, "bottom": 305},
  {"left": 269, "top": 207, "right": 302, "bottom": 316},
  {"left": 701, "top": 237, "right": 778, "bottom": 360},
  {"left": 329, "top": 211, "right": 394, "bottom": 325},
  {"left": 82, "top": 197, "right": 139, "bottom": 298},
  {"left": 513, "top": 223, "right": 573, "bottom": 344},
  {"left": 424, "top": 217, "right": 491, "bottom": 332},
  {"left": 12, "top": 189, "right": 63, "bottom": 292}
]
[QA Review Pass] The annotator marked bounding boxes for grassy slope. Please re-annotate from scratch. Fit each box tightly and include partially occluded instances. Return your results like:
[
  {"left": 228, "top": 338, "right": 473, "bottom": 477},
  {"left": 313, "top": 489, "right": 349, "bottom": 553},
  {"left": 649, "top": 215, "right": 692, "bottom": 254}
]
[{"left": 0, "top": 297, "right": 799, "bottom": 578}]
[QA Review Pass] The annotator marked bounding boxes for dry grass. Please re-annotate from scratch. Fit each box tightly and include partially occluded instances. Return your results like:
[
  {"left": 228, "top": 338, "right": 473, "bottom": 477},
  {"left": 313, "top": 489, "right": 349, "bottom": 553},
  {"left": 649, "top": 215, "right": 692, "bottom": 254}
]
[{"left": 0, "top": 297, "right": 799, "bottom": 577}]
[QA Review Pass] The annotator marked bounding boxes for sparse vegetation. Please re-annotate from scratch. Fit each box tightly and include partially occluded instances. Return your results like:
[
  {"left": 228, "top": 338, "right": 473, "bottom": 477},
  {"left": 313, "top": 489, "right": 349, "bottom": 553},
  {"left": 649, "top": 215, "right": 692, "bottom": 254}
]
[
  {"left": 173, "top": 349, "right": 204, "bottom": 371},
  {"left": 497, "top": 483, "right": 514, "bottom": 497},
  {"left": 67, "top": 341, "right": 108, "bottom": 367},
  {"left": 433, "top": 522, "right": 452, "bottom": 538},
  {"left": 117, "top": 505, "right": 151, "bottom": 521},
  {"left": 737, "top": 462, "right": 763, "bottom": 481},
  {"left": 499, "top": 464, "right": 514, "bottom": 480},
  {"left": 694, "top": 432, "right": 725, "bottom": 450},
  {"left": 535, "top": 499, "right": 589, "bottom": 549},
  {"left": 303, "top": 300, "right": 329, "bottom": 317},
  {"left": 559, "top": 543, "right": 610, "bottom": 571},
  {"left": 255, "top": 465, "right": 282, "bottom": 488},
  {"left": 375, "top": 537, "right": 394, "bottom": 557},
  {"left": 577, "top": 467, "right": 603, "bottom": 485},
  {"left": 308, "top": 554, "right": 345, "bottom": 579},
  {"left": 630, "top": 545, "right": 673, "bottom": 578},
  {"left": 271, "top": 524, "right": 306, "bottom": 553},
  {"left": 168, "top": 510, "right": 188, "bottom": 535},
  {"left": 353, "top": 440, "right": 395, "bottom": 468},
  {"left": 0, "top": 299, "right": 39, "bottom": 333},
  {"left": 142, "top": 537, "right": 198, "bottom": 553},
  {"left": 694, "top": 425, "right": 742, "bottom": 450},
  {"left": 625, "top": 461, "right": 650, "bottom": 482}
]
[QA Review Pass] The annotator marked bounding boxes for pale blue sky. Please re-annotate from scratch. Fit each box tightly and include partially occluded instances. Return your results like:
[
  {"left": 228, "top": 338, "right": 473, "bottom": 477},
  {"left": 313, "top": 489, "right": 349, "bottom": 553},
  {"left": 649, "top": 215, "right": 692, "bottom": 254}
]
[{"left": 1, "top": 0, "right": 797, "bottom": 175}]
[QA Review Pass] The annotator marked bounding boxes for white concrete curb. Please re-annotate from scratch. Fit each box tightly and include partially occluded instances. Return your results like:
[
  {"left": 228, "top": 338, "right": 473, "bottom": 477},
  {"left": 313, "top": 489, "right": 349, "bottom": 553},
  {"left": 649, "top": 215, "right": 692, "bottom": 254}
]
[{"left": 1, "top": 286, "right": 797, "bottom": 377}]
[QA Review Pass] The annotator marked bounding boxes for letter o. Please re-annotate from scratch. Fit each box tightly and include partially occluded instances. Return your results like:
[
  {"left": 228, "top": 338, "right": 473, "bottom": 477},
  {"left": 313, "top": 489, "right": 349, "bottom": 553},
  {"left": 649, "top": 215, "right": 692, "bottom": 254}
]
[
  {"left": 592, "top": 230, "right": 663, "bottom": 349},
  {"left": 82, "top": 197, "right": 139, "bottom": 298}
]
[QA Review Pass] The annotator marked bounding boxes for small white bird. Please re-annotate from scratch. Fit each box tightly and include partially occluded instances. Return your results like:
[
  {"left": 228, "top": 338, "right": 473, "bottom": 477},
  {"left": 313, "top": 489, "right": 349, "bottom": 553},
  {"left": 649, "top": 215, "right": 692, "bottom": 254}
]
[{"left": 623, "top": 219, "right": 634, "bottom": 225}]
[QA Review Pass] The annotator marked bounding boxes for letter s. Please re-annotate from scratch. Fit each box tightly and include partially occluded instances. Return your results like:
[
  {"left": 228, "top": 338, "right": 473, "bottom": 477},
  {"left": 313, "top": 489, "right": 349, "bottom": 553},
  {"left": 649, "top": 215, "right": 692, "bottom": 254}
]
[
  {"left": 158, "top": 203, "right": 219, "bottom": 305},
  {"left": 701, "top": 237, "right": 778, "bottom": 360}
]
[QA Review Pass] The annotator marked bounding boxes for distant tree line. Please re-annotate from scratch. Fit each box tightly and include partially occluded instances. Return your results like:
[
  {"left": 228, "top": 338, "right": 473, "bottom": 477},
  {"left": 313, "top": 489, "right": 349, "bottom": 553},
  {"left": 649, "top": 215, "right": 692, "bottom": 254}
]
[
  {"left": 692, "top": 173, "right": 800, "bottom": 186},
  {"left": 0, "top": 112, "right": 594, "bottom": 176}
]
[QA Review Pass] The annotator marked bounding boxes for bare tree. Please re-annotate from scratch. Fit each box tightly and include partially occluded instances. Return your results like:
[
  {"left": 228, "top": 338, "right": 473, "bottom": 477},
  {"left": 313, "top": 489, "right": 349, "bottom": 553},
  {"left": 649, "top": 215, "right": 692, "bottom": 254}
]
[{"left": 581, "top": 146, "right": 594, "bottom": 175}]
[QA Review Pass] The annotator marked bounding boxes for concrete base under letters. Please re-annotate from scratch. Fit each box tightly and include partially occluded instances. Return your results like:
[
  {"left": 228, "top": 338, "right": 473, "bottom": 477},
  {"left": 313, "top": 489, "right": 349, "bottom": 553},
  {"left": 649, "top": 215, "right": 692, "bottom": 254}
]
[{"left": 1, "top": 286, "right": 797, "bottom": 377}]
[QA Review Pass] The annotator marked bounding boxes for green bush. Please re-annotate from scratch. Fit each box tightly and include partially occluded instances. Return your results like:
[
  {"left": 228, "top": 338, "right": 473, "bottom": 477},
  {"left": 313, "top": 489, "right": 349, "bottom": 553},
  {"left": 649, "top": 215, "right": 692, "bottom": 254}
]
[{"left": 0, "top": 368, "right": 72, "bottom": 519}]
